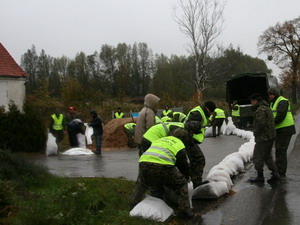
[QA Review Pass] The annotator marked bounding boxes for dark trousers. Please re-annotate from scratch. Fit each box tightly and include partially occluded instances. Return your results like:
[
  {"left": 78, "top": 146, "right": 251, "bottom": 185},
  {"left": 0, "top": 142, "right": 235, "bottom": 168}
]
[
  {"left": 253, "top": 140, "right": 278, "bottom": 175},
  {"left": 275, "top": 135, "right": 293, "bottom": 175},
  {"left": 94, "top": 135, "right": 102, "bottom": 153},
  {"left": 212, "top": 118, "right": 224, "bottom": 136},
  {"left": 186, "top": 143, "right": 205, "bottom": 188},
  {"left": 68, "top": 127, "right": 79, "bottom": 147}
]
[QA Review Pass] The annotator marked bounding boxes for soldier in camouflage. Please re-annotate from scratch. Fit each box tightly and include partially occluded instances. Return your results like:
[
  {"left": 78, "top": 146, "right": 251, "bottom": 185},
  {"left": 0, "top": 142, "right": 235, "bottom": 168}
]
[
  {"left": 184, "top": 101, "right": 217, "bottom": 188},
  {"left": 248, "top": 93, "right": 280, "bottom": 184},
  {"left": 130, "top": 128, "right": 194, "bottom": 219}
]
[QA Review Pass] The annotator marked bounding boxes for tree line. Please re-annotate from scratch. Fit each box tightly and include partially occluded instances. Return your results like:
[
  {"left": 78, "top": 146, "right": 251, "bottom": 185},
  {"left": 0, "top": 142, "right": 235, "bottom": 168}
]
[{"left": 21, "top": 43, "right": 271, "bottom": 105}]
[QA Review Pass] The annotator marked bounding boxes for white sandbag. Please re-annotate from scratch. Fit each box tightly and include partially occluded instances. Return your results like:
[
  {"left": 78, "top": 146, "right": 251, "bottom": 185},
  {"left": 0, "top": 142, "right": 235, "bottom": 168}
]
[
  {"left": 218, "top": 161, "right": 239, "bottom": 176},
  {"left": 46, "top": 133, "right": 58, "bottom": 156},
  {"left": 210, "top": 164, "right": 235, "bottom": 176},
  {"left": 62, "top": 147, "right": 94, "bottom": 155},
  {"left": 207, "top": 175, "right": 233, "bottom": 190},
  {"left": 222, "top": 156, "right": 244, "bottom": 172},
  {"left": 192, "top": 181, "right": 229, "bottom": 199},
  {"left": 77, "top": 133, "right": 86, "bottom": 148},
  {"left": 223, "top": 152, "right": 245, "bottom": 163},
  {"left": 222, "top": 117, "right": 236, "bottom": 135},
  {"left": 130, "top": 195, "right": 174, "bottom": 222},
  {"left": 207, "top": 168, "right": 231, "bottom": 180},
  {"left": 85, "top": 124, "right": 93, "bottom": 145},
  {"left": 204, "top": 126, "right": 213, "bottom": 137},
  {"left": 238, "top": 150, "right": 252, "bottom": 163}
]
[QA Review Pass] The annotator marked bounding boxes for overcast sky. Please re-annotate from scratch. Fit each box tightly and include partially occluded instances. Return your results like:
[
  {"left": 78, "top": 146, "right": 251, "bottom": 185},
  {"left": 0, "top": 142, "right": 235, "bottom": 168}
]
[{"left": 1, "top": 0, "right": 300, "bottom": 77}]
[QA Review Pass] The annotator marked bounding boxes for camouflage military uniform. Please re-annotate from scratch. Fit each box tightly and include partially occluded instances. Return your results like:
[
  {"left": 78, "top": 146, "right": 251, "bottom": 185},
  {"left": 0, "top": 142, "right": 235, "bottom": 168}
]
[
  {"left": 252, "top": 100, "right": 278, "bottom": 176},
  {"left": 186, "top": 143, "right": 205, "bottom": 188},
  {"left": 131, "top": 163, "right": 189, "bottom": 212}
]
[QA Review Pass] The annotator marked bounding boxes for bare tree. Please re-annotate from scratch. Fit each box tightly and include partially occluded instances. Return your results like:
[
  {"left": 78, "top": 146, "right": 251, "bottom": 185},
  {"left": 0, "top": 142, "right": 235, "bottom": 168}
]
[
  {"left": 258, "top": 16, "right": 300, "bottom": 103},
  {"left": 174, "top": 0, "right": 225, "bottom": 103}
]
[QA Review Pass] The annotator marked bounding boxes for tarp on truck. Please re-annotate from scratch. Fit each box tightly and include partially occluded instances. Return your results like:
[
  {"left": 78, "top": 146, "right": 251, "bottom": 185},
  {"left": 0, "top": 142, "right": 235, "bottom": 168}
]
[{"left": 226, "top": 72, "right": 278, "bottom": 105}]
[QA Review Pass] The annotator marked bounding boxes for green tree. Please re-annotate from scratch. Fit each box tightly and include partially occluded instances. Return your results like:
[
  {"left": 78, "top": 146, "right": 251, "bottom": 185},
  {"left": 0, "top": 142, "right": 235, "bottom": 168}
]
[
  {"left": 258, "top": 16, "right": 300, "bottom": 103},
  {"left": 21, "top": 45, "right": 38, "bottom": 94},
  {"left": 100, "top": 44, "right": 117, "bottom": 96}
]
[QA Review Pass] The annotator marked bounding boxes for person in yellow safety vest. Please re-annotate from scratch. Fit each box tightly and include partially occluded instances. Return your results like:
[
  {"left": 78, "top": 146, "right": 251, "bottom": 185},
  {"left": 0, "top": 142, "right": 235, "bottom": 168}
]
[
  {"left": 139, "top": 122, "right": 185, "bottom": 155},
  {"left": 155, "top": 116, "right": 162, "bottom": 124},
  {"left": 210, "top": 107, "right": 227, "bottom": 137},
  {"left": 123, "top": 122, "right": 137, "bottom": 148},
  {"left": 161, "top": 105, "right": 173, "bottom": 118},
  {"left": 172, "top": 111, "right": 186, "bottom": 123},
  {"left": 231, "top": 100, "right": 240, "bottom": 128},
  {"left": 114, "top": 107, "right": 124, "bottom": 119},
  {"left": 130, "top": 128, "right": 194, "bottom": 219},
  {"left": 184, "top": 101, "right": 216, "bottom": 188},
  {"left": 49, "top": 109, "right": 66, "bottom": 150},
  {"left": 160, "top": 115, "right": 172, "bottom": 123},
  {"left": 268, "top": 88, "right": 296, "bottom": 176}
]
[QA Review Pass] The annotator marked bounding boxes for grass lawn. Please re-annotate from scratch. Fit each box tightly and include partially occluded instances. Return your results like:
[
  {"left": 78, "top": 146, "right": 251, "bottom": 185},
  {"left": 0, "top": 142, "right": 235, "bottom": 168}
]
[{"left": 0, "top": 150, "right": 184, "bottom": 225}]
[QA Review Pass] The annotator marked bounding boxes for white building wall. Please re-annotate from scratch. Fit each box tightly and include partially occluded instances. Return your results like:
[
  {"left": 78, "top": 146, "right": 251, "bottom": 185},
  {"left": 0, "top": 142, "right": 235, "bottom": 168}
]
[{"left": 0, "top": 77, "right": 26, "bottom": 111}]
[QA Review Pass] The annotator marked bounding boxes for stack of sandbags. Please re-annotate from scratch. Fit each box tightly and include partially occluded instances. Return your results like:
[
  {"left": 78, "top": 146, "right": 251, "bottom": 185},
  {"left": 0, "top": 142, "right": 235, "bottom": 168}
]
[{"left": 193, "top": 129, "right": 255, "bottom": 200}]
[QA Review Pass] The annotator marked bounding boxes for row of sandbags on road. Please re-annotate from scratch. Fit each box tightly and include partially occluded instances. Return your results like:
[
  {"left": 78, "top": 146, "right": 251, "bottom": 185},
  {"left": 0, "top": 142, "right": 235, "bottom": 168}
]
[{"left": 193, "top": 127, "right": 255, "bottom": 199}]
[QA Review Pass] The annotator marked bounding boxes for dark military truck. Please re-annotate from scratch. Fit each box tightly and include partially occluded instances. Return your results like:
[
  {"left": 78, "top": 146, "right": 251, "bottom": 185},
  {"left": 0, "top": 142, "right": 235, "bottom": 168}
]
[{"left": 226, "top": 72, "right": 279, "bottom": 128}]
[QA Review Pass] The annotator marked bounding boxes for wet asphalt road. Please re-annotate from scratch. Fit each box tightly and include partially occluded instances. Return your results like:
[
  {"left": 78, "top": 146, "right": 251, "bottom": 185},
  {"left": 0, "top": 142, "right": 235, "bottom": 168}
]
[
  {"left": 27, "top": 113, "right": 300, "bottom": 225},
  {"left": 28, "top": 135, "right": 246, "bottom": 181}
]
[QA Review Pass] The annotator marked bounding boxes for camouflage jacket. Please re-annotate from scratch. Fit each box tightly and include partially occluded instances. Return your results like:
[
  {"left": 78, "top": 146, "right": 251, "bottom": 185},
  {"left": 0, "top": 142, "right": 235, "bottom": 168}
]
[{"left": 252, "top": 100, "right": 276, "bottom": 142}]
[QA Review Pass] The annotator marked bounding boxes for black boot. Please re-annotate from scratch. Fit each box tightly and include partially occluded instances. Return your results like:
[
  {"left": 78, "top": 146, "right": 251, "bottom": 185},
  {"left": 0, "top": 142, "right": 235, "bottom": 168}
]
[
  {"left": 249, "top": 172, "right": 264, "bottom": 183},
  {"left": 267, "top": 171, "right": 280, "bottom": 184}
]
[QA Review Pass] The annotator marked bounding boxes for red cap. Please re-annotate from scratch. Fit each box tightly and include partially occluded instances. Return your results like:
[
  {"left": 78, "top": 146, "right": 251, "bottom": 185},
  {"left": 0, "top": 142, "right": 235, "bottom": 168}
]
[{"left": 69, "top": 106, "right": 75, "bottom": 110}]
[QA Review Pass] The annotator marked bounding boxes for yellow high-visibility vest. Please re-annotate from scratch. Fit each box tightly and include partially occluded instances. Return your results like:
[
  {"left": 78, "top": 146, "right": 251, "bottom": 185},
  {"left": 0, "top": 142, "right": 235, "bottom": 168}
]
[
  {"left": 270, "top": 96, "right": 294, "bottom": 129},
  {"left": 139, "top": 136, "right": 184, "bottom": 166},
  {"left": 51, "top": 114, "right": 64, "bottom": 130}
]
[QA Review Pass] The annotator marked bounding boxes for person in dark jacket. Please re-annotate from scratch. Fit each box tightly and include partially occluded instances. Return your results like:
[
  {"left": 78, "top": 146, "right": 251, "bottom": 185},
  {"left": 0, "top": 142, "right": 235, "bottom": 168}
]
[
  {"left": 88, "top": 110, "right": 103, "bottom": 155},
  {"left": 248, "top": 93, "right": 280, "bottom": 183},
  {"left": 268, "top": 88, "right": 296, "bottom": 176},
  {"left": 68, "top": 119, "right": 86, "bottom": 147}
]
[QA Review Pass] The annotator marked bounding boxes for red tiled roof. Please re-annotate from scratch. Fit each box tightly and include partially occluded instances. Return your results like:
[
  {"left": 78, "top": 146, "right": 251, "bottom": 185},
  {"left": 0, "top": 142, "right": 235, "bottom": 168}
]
[{"left": 0, "top": 43, "right": 28, "bottom": 77}]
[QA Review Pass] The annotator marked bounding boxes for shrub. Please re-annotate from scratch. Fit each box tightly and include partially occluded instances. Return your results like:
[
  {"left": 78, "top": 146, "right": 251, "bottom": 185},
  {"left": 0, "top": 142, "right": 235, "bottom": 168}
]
[{"left": 0, "top": 102, "right": 47, "bottom": 153}]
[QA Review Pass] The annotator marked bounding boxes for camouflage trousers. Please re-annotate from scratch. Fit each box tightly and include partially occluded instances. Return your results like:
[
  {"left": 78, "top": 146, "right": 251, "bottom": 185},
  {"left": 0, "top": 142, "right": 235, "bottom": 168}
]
[
  {"left": 253, "top": 140, "right": 278, "bottom": 174},
  {"left": 275, "top": 135, "right": 293, "bottom": 176},
  {"left": 130, "top": 162, "right": 190, "bottom": 212},
  {"left": 186, "top": 143, "right": 206, "bottom": 188}
]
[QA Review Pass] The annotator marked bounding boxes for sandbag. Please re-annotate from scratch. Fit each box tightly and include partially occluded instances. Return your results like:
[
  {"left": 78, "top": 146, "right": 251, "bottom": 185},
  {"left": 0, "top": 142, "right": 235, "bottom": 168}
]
[
  {"left": 85, "top": 124, "right": 93, "bottom": 145},
  {"left": 210, "top": 164, "right": 236, "bottom": 176},
  {"left": 207, "top": 168, "right": 231, "bottom": 180},
  {"left": 207, "top": 175, "right": 233, "bottom": 190},
  {"left": 205, "top": 126, "right": 213, "bottom": 137},
  {"left": 62, "top": 148, "right": 94, "bottom": 155},
  {"left": 222, "top": 155, "right": 244, "bottom": 172},
  {"left": 129, "top": 195, "right": 174, "bottom": 222},
  {"left": 77, "top": 133, "right": 86, "bottom": 148},
  {"left": 192, "top": 181, "right": 229, "bottom": 199},
  {"left": 222, "top": 117, "right": 236, "bottom": 135},
  {"left": 46, "top": 133, "right": 58, "bottom": 156}
]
